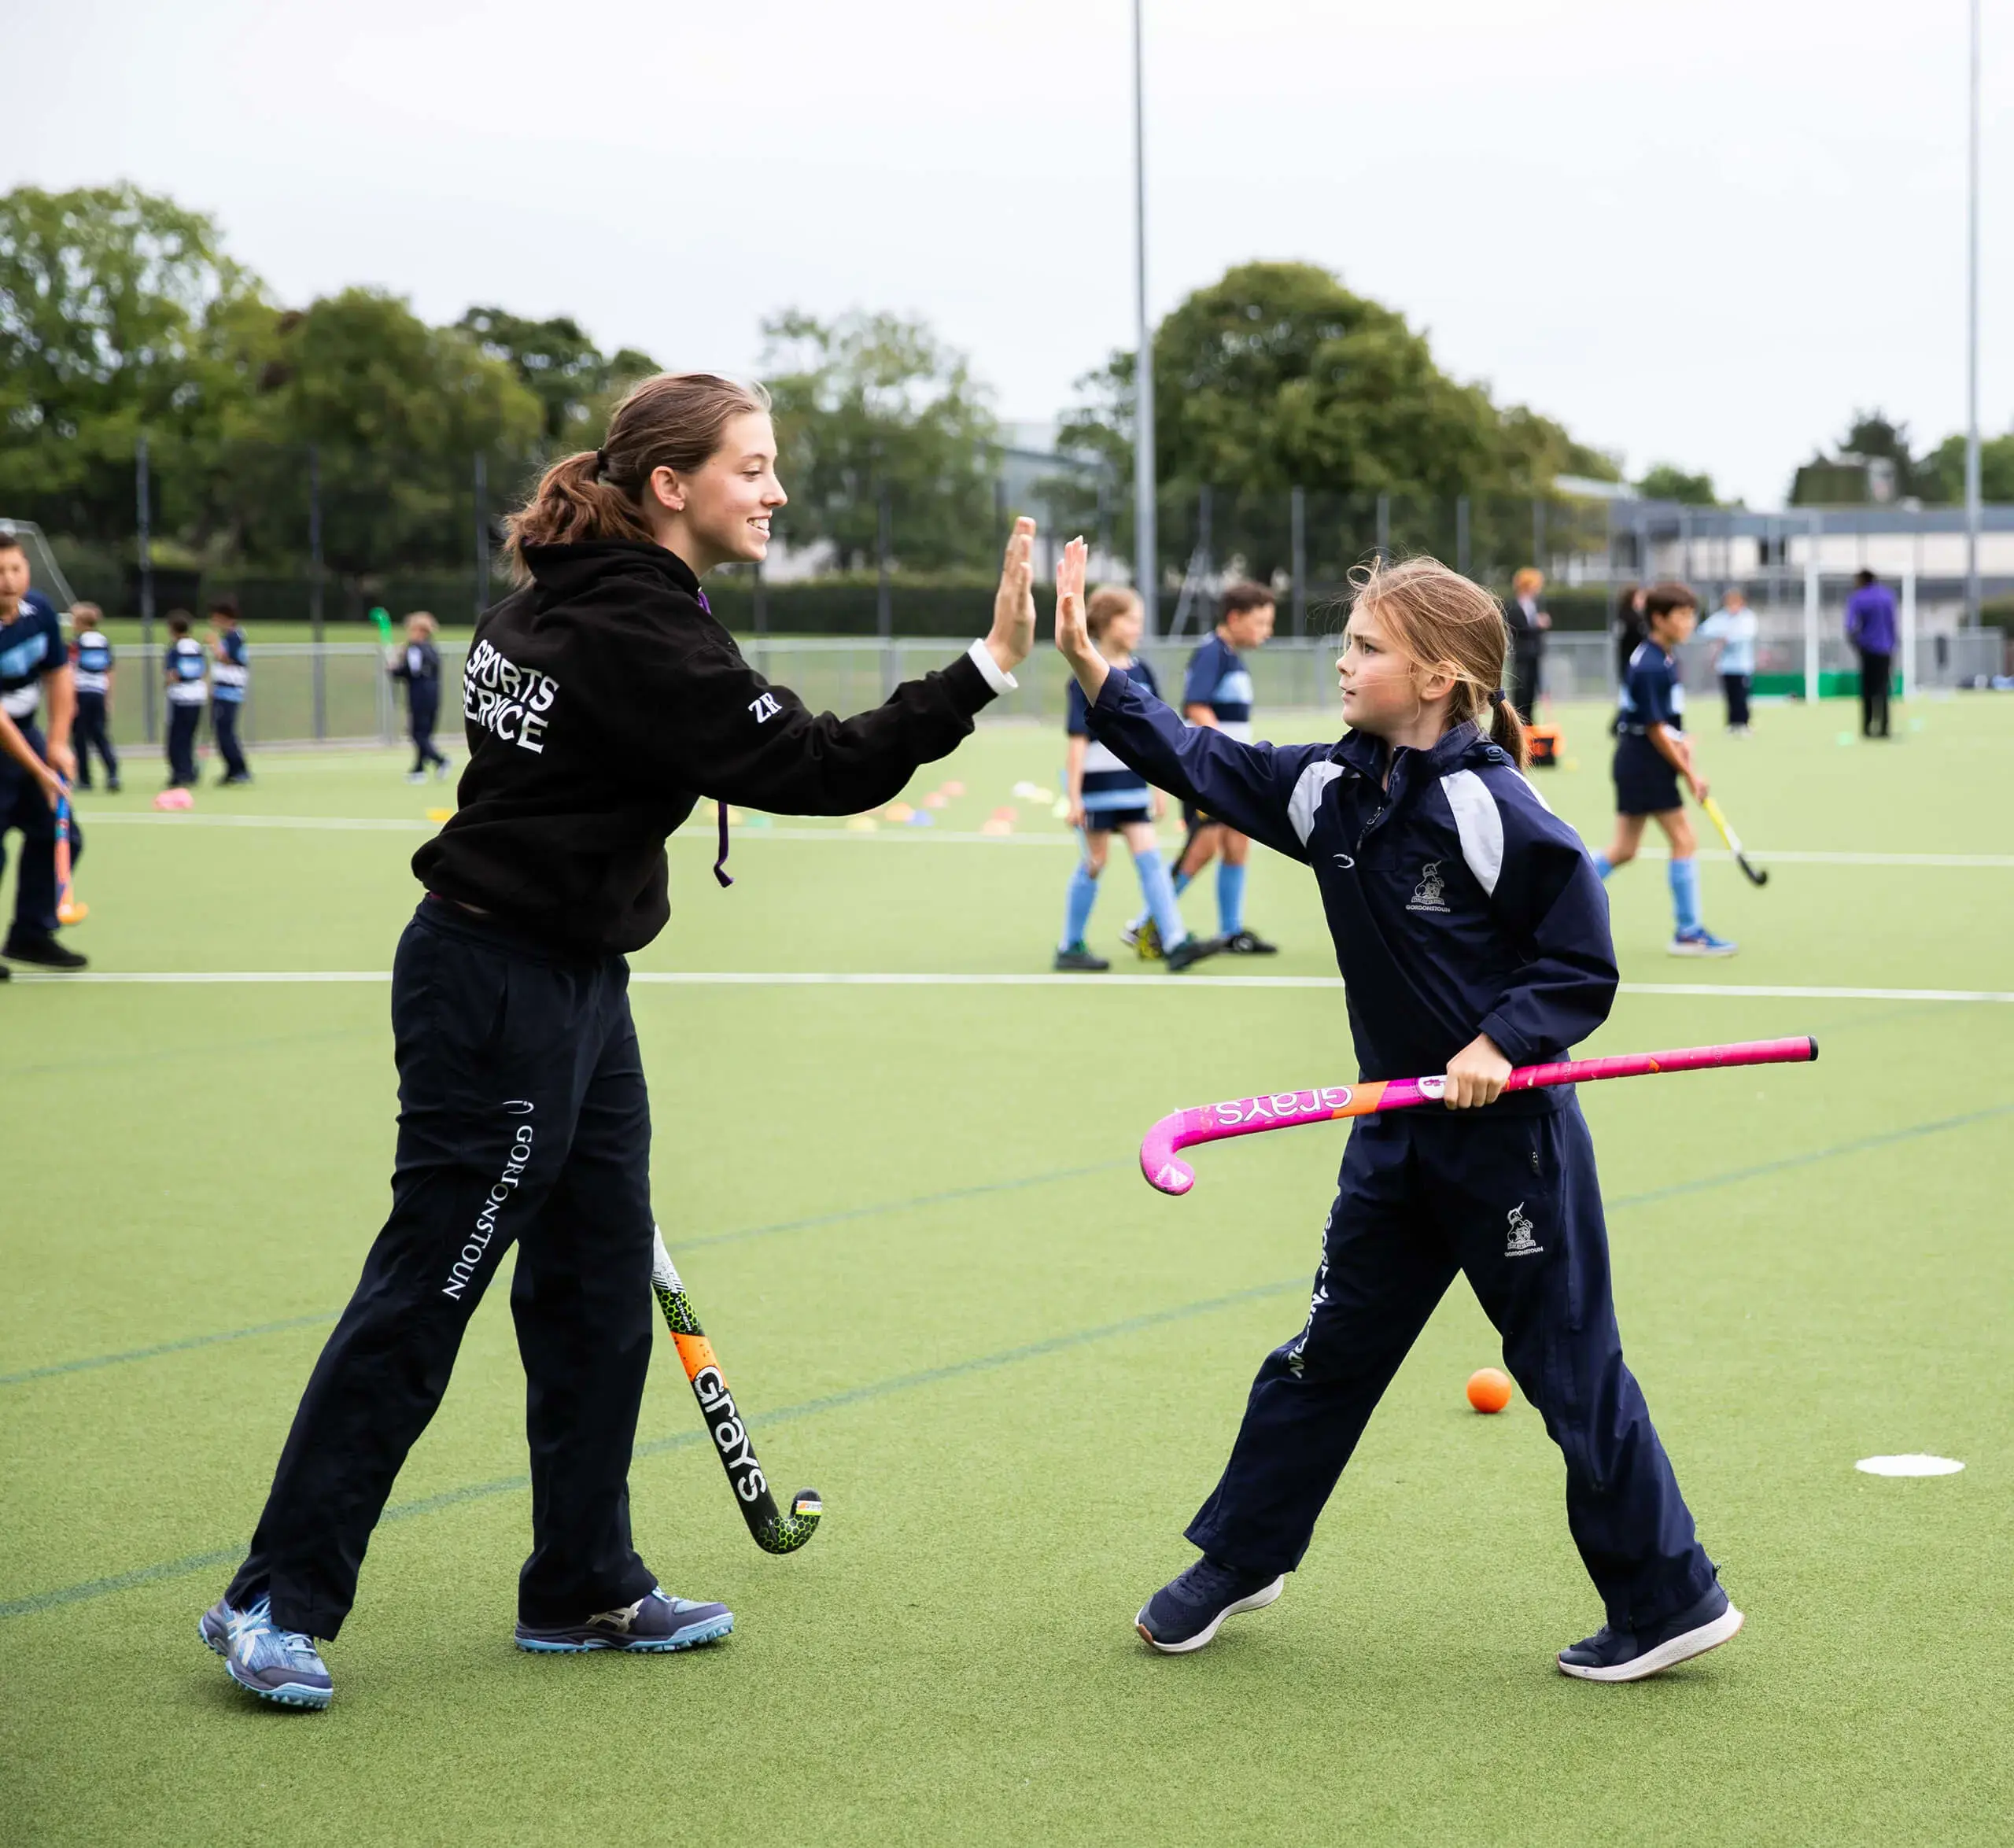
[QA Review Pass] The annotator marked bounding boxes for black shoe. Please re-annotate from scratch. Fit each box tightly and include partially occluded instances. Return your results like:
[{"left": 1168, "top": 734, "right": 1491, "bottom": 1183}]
[
  {"left": 515, "top": 1588, "right": 733, "bottom": 1654},
  {"left": 1221, "top": 928, "right": 1278, "bottom": 955},
  {"left": 1164, "top": 934, "right": 1223, "bottom": 973},
  {"left": 1557, "top": 1584, "right": 1743, "bottom": 1682},
  {"left": 2, "top": 931, "right": 87, "bottom": 970},
  {"left": 107, "top": 780, "right": 122, "bottom": 793},
  {"left": 1053, "top": 943, "right": 1111, "bottom": 972},
  {"left": 1136, "top": 1555, "right": 1285, "bottom": 1653},
  {"left": 0, "top": 962, "right": 10, "bottom": 980}
]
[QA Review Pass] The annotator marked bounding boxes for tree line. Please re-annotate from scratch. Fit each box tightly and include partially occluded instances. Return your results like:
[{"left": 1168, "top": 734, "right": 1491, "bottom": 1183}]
[{"left": 9, "top": 183, "right": 1991, "bottom": 596}]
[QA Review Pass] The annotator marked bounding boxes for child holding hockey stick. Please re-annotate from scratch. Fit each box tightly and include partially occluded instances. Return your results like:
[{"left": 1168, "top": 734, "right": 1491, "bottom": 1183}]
[
  {"left": 1055, "top": 540, "right": 1739, "bottom": 1681},
  {"left": 200, "top": 374, "right": 1036, "bottom": 1711},
  {"left": 1595, "top": 581, "right": 1738, "bottom": 957}
]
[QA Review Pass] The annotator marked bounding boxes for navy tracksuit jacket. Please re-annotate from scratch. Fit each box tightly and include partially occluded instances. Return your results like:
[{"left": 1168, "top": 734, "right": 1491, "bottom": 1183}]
[{"left": 1086, "top": 673, "right": 1717, "bottom": 1629}]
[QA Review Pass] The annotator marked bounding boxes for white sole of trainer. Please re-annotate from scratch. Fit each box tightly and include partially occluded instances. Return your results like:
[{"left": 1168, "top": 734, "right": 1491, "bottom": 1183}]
[
  {"left": 1666, "top": 939, "right": 1739, "bottom": 958},
  {"left": 1136, "top": 1576, "right": 1285, "bottom": 1654},
  {"left": 1557, "top": 1603, "right": 1745, "bottom": 1681}
]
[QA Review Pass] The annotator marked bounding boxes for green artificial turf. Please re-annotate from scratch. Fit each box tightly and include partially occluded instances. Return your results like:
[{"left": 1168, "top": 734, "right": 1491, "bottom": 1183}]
[{"left": 2, "top": 693, "right": 2011, "bottom": 1846}]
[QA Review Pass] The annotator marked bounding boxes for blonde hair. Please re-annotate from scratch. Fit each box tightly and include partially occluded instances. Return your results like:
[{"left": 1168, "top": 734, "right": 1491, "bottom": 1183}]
[
  {"left": 1086, "top": 585, "right": 1142, "bottom": 643},
  {"left": 1512, "top": 567, "right": 1544, "bottom": 596},
  {"left": 1348, "top": 556, "right": 1526, "bottom": 767},
  {"left": 503, "top": 371, "right": 771, "bottom": 580},
  {"left": 405, "top": 610, "right": 437, "bottom": 636}
]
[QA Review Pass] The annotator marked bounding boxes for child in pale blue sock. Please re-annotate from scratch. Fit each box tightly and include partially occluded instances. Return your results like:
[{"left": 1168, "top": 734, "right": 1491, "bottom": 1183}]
[
  {"left": 1057, "top": 587, "right": 1216, "bottom": 974},
  {"left": 1125, "top": 581, "right": 1279, "bottom": 957},
  {"left": 1596, "top": 582, "right": 1737, "bottom": 957}
]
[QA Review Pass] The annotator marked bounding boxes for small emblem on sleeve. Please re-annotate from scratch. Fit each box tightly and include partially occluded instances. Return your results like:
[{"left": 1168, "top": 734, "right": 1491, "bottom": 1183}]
[{"left": 748, "top": 692, "right": 783, "bottom": 724}]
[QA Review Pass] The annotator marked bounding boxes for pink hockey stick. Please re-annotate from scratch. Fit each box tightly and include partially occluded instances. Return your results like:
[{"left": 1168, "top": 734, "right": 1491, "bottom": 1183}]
[{"left": 1140, "top": 1036, "right": 1817, "bottom": 1196}]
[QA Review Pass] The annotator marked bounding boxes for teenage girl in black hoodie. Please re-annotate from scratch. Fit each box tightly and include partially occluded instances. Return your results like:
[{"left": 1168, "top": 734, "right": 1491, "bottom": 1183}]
[{"left": 201, "top": 374, "right": 1036, "bottom": 1709}]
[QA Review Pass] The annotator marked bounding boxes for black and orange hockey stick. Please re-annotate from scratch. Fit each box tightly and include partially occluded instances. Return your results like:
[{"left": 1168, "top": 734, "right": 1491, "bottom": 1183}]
[{"left": 650, "top": 1227, "right": 821, "bottom": 1555}]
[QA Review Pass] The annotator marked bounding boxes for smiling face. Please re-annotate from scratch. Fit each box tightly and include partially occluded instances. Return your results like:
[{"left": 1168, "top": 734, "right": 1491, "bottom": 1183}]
[
  {"left": 648, "top": 411, "right": 787, "bottom": 571},
  {"left": 1336, "top": 602, "right": 1452, "bottom": 738}
]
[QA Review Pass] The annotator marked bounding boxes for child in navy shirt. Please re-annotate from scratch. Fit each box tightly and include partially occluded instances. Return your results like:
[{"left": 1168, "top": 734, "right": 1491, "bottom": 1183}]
[
  {"left": 1055, "top": 540, "right": 1740, "bottom": 1683},
  {"left": 208, "top": 595, "right": 252, "bottom": 784},
  {"left": 1054, "top": 586, "right": 1213, "bottom": 973},
  {"left": 69, "top": 603, "right": 120, "bottom": 791},
  {"left": 1594, "top": 582, "right": 1736, "bottom": 956},
  {"left": 162, "top": 611, "right": 208, "bottom": 788},
  {"left": 1127, "top": 582, "right": 1278, "bottom": 957}
]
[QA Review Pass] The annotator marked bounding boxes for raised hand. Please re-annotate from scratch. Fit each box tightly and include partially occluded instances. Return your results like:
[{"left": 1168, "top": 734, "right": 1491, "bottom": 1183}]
[
  {"left": 1053, "top": 536, "right": 1108, "bottom": 699},
  {"left": 985, "top": 517, "right": 1038, "bottom": 677}
]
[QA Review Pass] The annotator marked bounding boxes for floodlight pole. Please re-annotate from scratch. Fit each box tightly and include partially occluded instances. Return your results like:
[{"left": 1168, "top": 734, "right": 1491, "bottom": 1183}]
[
  {"left": 1131, "top": 0, "right": 1157, "bottom": 632},
  {"left": 1964, "top": 0, "right": 1982, "bottom": 625},
  {"left": 135, "top": 434, "right": 157, "bottom": 743}
]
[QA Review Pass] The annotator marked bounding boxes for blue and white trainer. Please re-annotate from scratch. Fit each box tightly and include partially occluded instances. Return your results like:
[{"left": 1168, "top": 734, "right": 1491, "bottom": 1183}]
[
  {"left": 1135, "top": 1556, "right": 1285, "bottom": 1654},
  {"left": 1668, "top": 927, "right": 1739, "bottom": 958},
  {"left": 201, "top": 1595, "right": 333, "bottom": 1710},
  {"left": 515, "top": 1587, "right": 732, "bottom": 1654},
  {"left": 1557, "top": 1584, "right": 1744, "bottom": 1681}
]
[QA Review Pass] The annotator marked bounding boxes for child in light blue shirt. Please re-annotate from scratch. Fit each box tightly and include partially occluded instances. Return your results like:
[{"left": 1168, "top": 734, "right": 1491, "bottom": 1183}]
[{"left": 1697, "top": 589, "right": 1758, "bottom": 734}]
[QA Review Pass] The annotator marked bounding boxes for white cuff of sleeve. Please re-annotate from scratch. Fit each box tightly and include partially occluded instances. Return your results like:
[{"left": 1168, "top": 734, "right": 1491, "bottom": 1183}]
[{"left": 965, "top": 638, "right": 1018, "bottom": 695}]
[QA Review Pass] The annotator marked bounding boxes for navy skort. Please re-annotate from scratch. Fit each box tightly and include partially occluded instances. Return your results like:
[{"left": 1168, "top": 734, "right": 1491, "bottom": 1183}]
[{"left": 1613, "top": 734, "right": 1682, "bottom": 816}]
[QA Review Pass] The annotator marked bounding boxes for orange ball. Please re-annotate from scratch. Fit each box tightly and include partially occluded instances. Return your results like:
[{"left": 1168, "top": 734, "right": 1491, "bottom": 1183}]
[{"left": 1466, "top": 1367, "right": 1514, "bottom": 1414}]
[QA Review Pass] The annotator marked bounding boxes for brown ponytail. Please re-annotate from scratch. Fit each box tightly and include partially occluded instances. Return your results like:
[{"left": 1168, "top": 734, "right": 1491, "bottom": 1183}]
[
  {"left": 502, "top": 371, "right": 772, "bottom": 580},
  {"left": 1347, "top": 555, "right": 1529, "bottom": 769}
]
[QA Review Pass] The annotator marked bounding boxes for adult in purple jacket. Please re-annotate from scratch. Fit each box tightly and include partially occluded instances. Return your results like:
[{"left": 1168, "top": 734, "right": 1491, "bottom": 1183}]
[{"left": 1843, "top": 569, "right": 1896, "bottom": 739}]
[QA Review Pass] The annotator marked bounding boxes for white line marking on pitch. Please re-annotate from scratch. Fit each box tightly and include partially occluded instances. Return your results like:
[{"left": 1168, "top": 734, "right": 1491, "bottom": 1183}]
[
  {"left": 72, "top": 812, "right": 2014, "bottom": 868},
  {"left": 12, "top": 972, "right": 2014, "bottom": 1002}
]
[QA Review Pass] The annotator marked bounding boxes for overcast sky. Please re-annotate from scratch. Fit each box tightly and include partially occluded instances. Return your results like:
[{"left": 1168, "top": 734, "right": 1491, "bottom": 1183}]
[{"left": 9, "top": 0, "right": 2006, "bottom": 507}]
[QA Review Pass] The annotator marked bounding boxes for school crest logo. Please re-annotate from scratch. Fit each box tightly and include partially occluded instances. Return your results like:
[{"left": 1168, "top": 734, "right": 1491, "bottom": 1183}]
[
  {"left": 1504, "top": 1201, "right": 1543, "bottom": 1257},
  {"left": 1407, "top": 861, "right": 1449, "bottom": 913}
]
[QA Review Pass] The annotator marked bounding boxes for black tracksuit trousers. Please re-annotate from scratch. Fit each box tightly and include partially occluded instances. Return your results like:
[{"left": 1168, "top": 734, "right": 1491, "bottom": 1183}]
[
  {"left": 1187, "top": 1102, "right": 1717, "bottom": 1632},
  {"left": 227, "top": 898, "right": 659, "bottom": 1639}
]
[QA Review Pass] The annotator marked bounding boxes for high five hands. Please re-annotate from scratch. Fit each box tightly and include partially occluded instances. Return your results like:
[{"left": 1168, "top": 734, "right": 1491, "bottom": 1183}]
[
  {"left": 984, "top": 518, "right": 1038, "bottom": 680},
  {"left": 1053, "top": 534, "right": 1108, "bottom": 701}
]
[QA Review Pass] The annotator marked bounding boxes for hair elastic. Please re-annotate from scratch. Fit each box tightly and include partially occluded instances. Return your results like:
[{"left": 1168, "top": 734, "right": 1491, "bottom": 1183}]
[
  {"left": 593, "top": 448, "right": 609, "bottom": 478},
  {"left": 1487, "top": 687, "right": 1508, "bottom": 706}
]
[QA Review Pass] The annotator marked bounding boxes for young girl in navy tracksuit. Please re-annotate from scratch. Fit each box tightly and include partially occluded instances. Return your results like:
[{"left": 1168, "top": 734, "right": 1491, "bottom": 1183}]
[{"left": 1054, "top": 540, "right": 1740, "bottom": 1683}]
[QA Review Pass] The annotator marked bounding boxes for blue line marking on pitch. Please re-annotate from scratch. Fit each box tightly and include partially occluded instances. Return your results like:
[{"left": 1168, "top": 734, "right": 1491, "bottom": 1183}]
[
  {"left": 0, "top": 1312, "right": 344, "bottom": 1388},
  {"left": 0, "top": 1278, "right": 1301, "bottom": 1621},
  {"left": 0, "top": 1160, "right": 1128, "bottom": 1389},
  {"left": 6, "top": 1101, "right": 2009, "bottom": 1617}
]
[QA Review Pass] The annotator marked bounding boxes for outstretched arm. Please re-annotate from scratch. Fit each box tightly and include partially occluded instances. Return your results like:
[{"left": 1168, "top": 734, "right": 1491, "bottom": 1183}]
[
  {"left": 1055, "top": 537, "right": 1323, "bottom": 861},
  {"left": 666, "top": 520, "right": 1038, "bottom": 817}
]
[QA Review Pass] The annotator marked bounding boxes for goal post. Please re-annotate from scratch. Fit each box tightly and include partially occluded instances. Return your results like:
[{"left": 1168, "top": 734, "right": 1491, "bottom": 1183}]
[{"left": 0, "top": 520, "right": 78, "bottom": 610}]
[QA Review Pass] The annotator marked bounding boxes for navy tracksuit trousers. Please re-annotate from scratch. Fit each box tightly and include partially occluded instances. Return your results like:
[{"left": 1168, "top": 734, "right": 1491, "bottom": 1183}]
[
  {"left": 73, "top": 692, "right": 119, "bottom": 788},
  {"left": 408, "top": 681, "right": 446, "bottom": 773},
  {"left": 165, "top": 703, "right": 202, "bottom": 785},
  {"left": 212, "top": 699, "right": 249, "bottom": 779},
  {"left": 0, "top": 721, "right": 83, "bottom": 939},
  {"left": 228, "top": 899, "right": 660, "bottom": 1640},
  {"left": 1188, "top": 1100, "right": 1717, "bottom": 1631}
]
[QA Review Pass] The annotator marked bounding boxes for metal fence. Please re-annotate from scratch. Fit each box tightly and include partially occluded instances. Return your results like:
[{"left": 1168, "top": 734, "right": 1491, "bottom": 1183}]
[{"left": 73, "top": 629, "right": 2008, "bottom": 754}]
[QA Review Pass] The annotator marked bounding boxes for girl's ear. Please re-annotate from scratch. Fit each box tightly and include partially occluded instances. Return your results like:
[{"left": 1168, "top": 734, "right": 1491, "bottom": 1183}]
[
  {"left": 1415, "top": 659, "right": 1459, "bottom": 705},
  {"left": 648, "top": 466, "right": 686, "bottom": 514}
]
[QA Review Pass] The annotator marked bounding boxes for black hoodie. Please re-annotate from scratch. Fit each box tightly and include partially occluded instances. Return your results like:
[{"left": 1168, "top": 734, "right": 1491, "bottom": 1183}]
[{"left": 414, "top": 541, "right": 1001, "bottom": 952}]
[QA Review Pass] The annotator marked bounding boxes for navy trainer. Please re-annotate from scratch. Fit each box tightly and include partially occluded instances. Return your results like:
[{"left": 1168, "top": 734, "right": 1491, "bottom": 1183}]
[
  {"left": 200, "top": 1595, "right": 333, "bottom": 1710},
  {"left": 1136, "top": 1555, "right": 1285, "bottom": 1654},
  {"left": 1557, "top": 1584, "right": 1744, "bottom": 1681},
  {"left": 515, "top": 1587, "right": 732, "bottom": 1654}
]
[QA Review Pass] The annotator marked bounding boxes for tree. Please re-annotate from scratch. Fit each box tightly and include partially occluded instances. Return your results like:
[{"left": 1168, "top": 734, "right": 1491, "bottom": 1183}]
[
  {"left": 0, "top": 183, "right": 268, "bottom": 542},
  {"left": 759, "top": 310, "right": 1000, "bottom": 572},
  {"left": 1060, "top": 262, "right": 1614, "bottom": 581},
  {"left": 457, "top": 307, "right": 658, "bottom": 447},
  {"left": 1913, "top": 429, "right": 2014, "bottom": 505},
  {"left": 1636, "top": 463, "right": 1718, "bottom": 506},
  {"left": 205, "top": 289, "right": 544, "bottom": 572}
]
